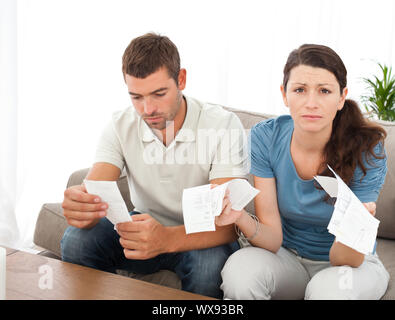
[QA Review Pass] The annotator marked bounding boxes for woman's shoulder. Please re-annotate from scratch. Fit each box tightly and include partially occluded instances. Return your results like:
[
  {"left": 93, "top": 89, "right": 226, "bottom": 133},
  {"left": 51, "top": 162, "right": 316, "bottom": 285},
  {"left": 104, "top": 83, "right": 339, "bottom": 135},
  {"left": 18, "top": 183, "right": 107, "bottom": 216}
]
[
  {"left": 252, "top": 114, "right": 292, "bottom": 132},
  {"left": 359, "top": 141, "right": 387, "bottom": 171},
  {"left": 251, "top": 114, "right": 293, "bottom": 140},
  {"left": 350, "top": 141, "right": 387, "bottom": 202}
]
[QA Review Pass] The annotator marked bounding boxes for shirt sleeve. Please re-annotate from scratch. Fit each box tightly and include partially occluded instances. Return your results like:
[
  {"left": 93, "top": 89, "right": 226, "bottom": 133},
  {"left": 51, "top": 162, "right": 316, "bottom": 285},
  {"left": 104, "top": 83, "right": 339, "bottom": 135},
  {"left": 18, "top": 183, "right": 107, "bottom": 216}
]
[
  {"left": 350, "top": 142, "right": 387, "bottom": 203},
  {"left": 249, "top": 119, "right": 275, "bottom": 178},
  {"left": 93, "top": 121, "right": 125, "bottom": 171},
  {"left": 209, "top": 113, "right": 249, "bottom": 181}
]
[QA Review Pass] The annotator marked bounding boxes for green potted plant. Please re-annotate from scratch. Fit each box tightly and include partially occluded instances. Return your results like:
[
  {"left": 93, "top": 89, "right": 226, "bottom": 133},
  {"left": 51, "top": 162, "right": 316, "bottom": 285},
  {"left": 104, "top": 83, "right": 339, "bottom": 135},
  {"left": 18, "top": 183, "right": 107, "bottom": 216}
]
[{"left": 361, "top": 62, "right": 395, "bottom": 121}]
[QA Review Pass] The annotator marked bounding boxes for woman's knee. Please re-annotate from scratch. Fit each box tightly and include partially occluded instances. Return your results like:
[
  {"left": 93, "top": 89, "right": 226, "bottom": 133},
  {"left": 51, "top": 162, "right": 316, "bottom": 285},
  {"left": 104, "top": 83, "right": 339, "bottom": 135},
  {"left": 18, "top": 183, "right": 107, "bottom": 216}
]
[
  {"left": 306, "top": 257, "right": 390, "bottom": 300},
  {"left": 305, "top": 266, "right": 358, "bottom": 300},
  {"left": 221, "top": 247, "right": 277, "bottom": 300}
]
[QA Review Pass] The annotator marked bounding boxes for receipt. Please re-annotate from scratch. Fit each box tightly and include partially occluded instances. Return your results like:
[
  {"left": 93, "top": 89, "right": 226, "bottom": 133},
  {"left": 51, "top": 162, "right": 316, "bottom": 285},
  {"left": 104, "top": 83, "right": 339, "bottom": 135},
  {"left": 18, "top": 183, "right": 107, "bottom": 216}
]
[
  {"left": 314, "top": 166, "right": 379, "bottom": 255},
  {"left": 227, "top": 179, "right": 260, "bottom": 211},
  {"left": 182, "top": 184, "right": 216, "bottom": 234},
  {"left": 83, "top": 180, "right": 132, "bottom": 227},
  {"left": 182, "top": 179, "right": 260, "bottom": 234}
]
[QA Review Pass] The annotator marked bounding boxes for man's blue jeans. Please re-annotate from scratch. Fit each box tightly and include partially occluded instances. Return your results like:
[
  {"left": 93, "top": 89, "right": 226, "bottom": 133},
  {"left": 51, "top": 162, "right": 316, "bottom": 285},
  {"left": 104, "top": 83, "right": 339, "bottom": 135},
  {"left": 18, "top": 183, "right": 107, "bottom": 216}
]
[{"left": 60, "top": 212, "right": 240, "bottom": 299}]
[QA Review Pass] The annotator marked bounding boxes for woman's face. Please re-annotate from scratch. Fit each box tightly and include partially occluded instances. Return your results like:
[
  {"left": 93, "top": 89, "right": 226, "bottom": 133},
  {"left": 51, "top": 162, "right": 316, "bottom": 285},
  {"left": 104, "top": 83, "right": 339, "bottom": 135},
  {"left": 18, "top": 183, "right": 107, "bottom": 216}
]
[{"left": 281, "top": 64, "right": 347, "bottom": 134}]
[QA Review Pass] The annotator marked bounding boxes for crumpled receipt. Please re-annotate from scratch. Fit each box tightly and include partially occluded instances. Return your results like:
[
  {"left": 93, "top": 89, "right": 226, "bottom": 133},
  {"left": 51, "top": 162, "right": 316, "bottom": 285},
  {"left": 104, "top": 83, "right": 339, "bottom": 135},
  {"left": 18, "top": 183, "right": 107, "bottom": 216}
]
[
  {"left": 182, "top": 179, "right": 259, "bottom": 234},
  {"left": 314, "top": 166, "right": 379, "bottom": 255}
]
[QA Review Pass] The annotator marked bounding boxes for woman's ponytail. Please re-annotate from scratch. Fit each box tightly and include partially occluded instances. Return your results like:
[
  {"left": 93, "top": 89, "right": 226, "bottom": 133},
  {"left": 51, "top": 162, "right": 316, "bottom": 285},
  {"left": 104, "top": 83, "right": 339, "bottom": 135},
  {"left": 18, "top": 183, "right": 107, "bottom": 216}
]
[{"left": 322, "top": 99, "right": 387, "bottom": 185}]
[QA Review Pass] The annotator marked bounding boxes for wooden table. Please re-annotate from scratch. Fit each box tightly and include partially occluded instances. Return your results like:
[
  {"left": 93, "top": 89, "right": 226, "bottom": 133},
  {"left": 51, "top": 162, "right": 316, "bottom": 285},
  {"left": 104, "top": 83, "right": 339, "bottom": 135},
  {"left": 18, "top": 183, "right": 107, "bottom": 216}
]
[{"left": 3, "top": 247, "right": 215, "bottom": 300}]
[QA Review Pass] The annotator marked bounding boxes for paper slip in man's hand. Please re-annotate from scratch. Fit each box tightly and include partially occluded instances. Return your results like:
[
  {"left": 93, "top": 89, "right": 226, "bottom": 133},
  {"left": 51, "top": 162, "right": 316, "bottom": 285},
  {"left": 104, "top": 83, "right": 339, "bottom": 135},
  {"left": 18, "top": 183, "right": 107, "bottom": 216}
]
[
  {"left": 314, "top": 165, "right": 379, "bottom": 255},
  {"left": 182, "top": 184, "right": 216, "bottom": 234},
  {"left": 84, "top": 180, "right": 132, "bottom": 226},
  {"left": 182, "top": 179, "right": 260, "bottom": 234}
]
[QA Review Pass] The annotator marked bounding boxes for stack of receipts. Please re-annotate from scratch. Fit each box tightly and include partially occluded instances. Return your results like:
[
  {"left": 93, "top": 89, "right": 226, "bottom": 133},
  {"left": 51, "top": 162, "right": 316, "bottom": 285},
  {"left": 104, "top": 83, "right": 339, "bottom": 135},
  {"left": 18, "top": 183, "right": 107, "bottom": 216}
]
[
  {"left": 314, "top": 166, "right": 379, "bottom": 255},
  {"left": 182, "top": 179, "right": 260, "bottom": 234},
  {"left": 84, "top": 180, "right": 132, "bottom": 227}
]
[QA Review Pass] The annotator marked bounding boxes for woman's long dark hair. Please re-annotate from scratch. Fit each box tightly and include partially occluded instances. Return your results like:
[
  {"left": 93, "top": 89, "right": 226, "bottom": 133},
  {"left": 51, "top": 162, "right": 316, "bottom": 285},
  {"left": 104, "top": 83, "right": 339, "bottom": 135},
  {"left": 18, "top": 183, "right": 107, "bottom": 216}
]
[{"left": 283, "top": 44, "right": 387, "bottom": 185}]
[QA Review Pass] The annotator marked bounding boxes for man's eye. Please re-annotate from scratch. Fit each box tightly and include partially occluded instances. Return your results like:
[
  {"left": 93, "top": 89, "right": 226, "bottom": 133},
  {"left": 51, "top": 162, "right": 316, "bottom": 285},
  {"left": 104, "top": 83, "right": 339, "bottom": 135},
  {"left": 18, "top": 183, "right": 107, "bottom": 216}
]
[
  {"left": 132, "top": 96, "right": 141, "bottom": 100},
  {"left": 155, "top": 93, "right": 166, "bottom": 97}
]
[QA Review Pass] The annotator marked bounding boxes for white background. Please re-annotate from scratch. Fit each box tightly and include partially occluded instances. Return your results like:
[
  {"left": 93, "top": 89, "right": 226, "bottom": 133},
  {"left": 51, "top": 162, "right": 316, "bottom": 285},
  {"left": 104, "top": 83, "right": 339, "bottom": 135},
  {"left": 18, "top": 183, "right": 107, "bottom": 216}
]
[{"left": 1, "top": 0, "right": 395, "bottom": 249}]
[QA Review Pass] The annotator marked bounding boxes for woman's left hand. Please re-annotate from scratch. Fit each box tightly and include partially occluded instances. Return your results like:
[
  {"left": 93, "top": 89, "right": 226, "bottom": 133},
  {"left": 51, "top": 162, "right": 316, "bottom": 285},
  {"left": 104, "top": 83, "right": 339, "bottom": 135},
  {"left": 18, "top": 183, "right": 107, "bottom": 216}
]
[
  {"left": 363, "top": 202, "right": 376, "bottom": 216},
  {"left": 211, "top": 184, "right": 244, "bottom": 226}
]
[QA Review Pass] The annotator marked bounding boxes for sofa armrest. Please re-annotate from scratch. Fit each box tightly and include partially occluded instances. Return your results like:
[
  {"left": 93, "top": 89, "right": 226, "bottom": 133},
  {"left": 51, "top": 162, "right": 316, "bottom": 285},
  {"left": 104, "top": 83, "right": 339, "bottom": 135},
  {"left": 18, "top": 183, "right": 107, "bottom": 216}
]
[
  {"left": 34, "top": 167, "right": 135, "bottom": 257},
  {"left": 33, "top": 203, "right": 68, "bottom": 258},
  {"left": 66, "top": 168, "right": 90, "bottom": 188}
]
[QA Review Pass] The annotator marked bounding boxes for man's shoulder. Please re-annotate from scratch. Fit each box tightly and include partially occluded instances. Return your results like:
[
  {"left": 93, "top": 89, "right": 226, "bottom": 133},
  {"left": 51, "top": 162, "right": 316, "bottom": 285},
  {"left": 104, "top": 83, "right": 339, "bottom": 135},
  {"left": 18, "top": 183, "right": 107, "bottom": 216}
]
[
  {"left": 110, "top": 106, "right": 139, "bottom": 131},
  {"left": 187, "top": 96, "right": 242, "bottom": 129}
]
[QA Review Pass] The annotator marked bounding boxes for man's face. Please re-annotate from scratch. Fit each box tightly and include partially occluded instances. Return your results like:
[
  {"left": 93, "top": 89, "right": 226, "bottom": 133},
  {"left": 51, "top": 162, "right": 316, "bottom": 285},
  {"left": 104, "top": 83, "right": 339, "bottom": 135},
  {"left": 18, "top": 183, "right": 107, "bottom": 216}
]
[{"left": 125, "top": 67, "right": 186, "bottom": 131}]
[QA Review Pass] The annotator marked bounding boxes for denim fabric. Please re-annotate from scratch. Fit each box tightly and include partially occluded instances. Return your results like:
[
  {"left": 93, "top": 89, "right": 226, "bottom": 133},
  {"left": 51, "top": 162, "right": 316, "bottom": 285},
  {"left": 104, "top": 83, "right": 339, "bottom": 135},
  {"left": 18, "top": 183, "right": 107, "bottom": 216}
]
[{"left": 60, "top": 211, "right": 239, "bottom": 298}]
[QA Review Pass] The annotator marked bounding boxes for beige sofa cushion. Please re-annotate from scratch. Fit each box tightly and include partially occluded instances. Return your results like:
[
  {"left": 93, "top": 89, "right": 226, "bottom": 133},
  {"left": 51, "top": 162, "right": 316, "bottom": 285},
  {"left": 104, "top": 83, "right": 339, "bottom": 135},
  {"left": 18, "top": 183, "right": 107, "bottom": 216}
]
[{"left": 376, "top": 238, "right": 395, "bottom": 299}]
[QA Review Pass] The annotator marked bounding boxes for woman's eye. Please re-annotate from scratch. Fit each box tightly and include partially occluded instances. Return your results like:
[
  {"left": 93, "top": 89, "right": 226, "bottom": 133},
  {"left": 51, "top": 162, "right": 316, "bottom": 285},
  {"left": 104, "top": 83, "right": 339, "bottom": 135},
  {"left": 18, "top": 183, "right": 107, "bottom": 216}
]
[
  {"left": 321, "top": 88, "right": 331, "bottom": 94},
  {"left": 295, "top": 88, "right": 304, "bottom": 93}
]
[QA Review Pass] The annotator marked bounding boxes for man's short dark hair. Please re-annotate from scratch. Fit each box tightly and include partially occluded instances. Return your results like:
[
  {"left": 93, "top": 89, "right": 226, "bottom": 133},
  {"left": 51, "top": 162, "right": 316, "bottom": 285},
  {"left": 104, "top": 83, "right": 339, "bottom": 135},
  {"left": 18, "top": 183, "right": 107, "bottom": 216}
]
[{"left": 122, "top": 33, "right": 181, "bottom": 84}]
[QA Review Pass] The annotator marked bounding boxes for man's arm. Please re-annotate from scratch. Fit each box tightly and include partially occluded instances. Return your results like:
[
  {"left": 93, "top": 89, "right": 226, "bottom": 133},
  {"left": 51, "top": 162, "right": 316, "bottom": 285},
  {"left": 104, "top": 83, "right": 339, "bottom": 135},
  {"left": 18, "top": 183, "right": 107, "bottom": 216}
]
[
  {"left": 116, "top": 177, "right": 240, "bottom": 260},
  {"left": 85, "top": 162, "right": 121, "bottom": 181},
  {"left": 62, "top": 162, "right": 121, "bottom": 229}
]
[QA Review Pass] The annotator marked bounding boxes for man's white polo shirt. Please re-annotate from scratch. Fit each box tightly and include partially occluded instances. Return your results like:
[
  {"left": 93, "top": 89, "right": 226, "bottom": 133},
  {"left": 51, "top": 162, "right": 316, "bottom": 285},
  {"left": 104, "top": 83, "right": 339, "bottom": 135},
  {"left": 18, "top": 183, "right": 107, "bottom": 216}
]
[{"left": 94, "top": 96, "right": 248, "bottom": 226}]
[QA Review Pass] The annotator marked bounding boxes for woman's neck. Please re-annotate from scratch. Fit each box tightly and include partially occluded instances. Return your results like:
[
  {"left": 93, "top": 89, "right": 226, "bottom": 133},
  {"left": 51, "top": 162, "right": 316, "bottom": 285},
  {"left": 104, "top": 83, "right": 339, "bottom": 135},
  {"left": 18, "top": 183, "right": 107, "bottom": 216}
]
[
  {"left": 290, "top": 126, "right": 332, "bottom": 179},
  {"left": 291, "top": 125, "right": 332, "bottom": 155}
]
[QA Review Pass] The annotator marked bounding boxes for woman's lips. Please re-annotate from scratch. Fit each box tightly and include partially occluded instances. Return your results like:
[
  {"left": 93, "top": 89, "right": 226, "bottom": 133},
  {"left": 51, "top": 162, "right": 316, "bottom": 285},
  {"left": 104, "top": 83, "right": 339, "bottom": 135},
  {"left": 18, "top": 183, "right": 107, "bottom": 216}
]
[{"left": 302, "top": 115, "right": 322, "bottom": 119}]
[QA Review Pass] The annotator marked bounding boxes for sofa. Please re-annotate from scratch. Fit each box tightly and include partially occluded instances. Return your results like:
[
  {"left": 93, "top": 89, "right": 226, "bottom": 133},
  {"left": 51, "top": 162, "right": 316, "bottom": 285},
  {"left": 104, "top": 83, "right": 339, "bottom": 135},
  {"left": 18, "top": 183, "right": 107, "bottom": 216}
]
[{"left": 33, "top": 106, "right": 395, "bottom": 299}]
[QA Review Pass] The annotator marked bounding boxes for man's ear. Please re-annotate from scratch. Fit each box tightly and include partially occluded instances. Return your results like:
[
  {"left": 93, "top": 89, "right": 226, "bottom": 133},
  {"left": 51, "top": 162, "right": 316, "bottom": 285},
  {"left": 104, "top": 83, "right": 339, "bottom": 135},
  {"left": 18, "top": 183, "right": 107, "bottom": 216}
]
[
  {"left": 280, "top": 84, "right": 288, "bottom": 107},
  {"left": 177, "top": 68, "right": 186, "bottom": 90},
  {"left": 338, "top": 87, "right": 348, "bottom": 111}
]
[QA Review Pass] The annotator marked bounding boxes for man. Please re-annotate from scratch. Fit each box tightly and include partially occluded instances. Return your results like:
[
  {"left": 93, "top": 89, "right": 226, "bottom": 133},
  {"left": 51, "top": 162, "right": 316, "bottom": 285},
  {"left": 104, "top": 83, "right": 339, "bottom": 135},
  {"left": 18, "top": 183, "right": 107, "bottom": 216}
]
[{"left": 60, "top": 33, "right": 248, "bottom": 299}]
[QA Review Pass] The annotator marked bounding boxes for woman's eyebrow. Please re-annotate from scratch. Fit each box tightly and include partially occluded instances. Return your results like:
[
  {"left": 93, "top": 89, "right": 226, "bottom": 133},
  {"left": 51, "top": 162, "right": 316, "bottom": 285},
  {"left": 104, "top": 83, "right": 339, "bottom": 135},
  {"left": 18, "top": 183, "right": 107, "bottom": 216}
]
[{"left": 290, "top": 82, "right": 335, "bottom": 87}]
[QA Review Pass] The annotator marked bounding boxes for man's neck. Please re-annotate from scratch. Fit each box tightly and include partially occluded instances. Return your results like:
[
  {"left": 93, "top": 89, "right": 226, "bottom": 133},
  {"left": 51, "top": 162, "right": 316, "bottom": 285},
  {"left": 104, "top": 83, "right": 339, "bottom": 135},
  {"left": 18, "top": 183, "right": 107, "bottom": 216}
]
[{"left": 159, "top": 96, "right": 187, "bottom": 147}]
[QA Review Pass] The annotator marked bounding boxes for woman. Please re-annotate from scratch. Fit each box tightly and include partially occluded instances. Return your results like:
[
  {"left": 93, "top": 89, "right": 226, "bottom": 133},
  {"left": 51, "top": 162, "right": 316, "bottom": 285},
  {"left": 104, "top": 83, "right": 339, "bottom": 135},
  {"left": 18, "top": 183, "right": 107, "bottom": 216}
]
[{"left": 217, "top": 44, "right": 390, "bottom": 300}]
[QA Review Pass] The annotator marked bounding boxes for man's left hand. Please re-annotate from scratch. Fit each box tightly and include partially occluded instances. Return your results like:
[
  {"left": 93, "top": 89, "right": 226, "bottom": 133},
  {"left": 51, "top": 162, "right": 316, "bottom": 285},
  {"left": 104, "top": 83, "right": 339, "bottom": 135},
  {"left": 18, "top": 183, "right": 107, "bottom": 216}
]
[{"left": 116, "top": 214, "right": 170, "bottom": 260}]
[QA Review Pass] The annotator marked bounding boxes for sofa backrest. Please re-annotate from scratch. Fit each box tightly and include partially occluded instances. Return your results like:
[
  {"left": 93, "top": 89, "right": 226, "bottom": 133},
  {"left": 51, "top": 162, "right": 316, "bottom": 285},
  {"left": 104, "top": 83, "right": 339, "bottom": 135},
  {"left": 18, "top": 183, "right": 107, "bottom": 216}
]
[
  {"left": 374, "top": 120, "right": 395, "bottom": 239},
  {"left": 226, "top": 106, "right": 395, "bottom": 240}
]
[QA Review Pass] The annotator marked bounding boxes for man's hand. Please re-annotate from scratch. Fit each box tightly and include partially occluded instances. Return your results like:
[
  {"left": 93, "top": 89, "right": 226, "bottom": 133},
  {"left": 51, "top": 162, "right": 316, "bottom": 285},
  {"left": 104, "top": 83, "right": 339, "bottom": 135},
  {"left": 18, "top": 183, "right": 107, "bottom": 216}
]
[
  {"left": 116, "top": 214, "right": 171, "bottom": 260},
  {"left": 62, "top": 184, "right": 108, "bottom": 229}
]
